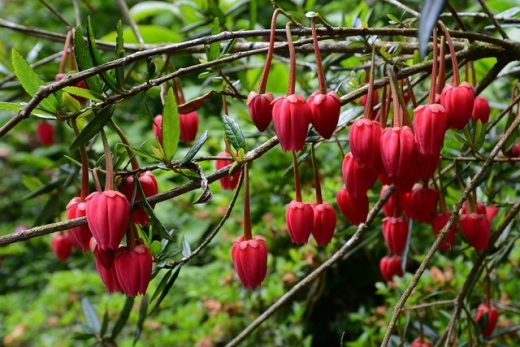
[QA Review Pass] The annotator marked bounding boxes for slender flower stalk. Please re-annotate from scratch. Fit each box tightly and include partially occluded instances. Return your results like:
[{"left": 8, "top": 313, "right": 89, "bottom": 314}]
[
  {"left": 100, "top": 130, "right": 114, "bottom": 190},
  {"left": 311, "top": 18, "right": 326, "bottom": 94},
  {"left": 243, "top": 163, "right": 252, "bottom": 240},
  {"left": 310, "top": 144, "right": 322, "bottom": 204},
  {"left": 292, "top": 151, "right": 302, "bottom": 202},
  {"left": 258, "top": 9, "right": 280, "bottom": 93}
]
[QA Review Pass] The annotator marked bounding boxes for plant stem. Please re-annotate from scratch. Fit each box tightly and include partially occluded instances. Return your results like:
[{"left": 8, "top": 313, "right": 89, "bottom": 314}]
[
  {"left": 404, "top": 78, "right": 417, "bottom": 108},
  {"left": 100, "top": 130, "right": 114, "bottom": 190},
  {"left": 364, "top": 46, "right": 376, "bottom": 119},
  {"left": 243, "top": 163, "right": 252, "bottom": 240},
  {"left": 127, "top": 222, "right": 137, "bottom": 250},
  {"left": 429, "top": 28, "right": 438, "bottom": 105},
  {"left": 311, "top": 18, "right": 326, "bottom": 94},
  {"left": 59, "top": 30, "right": 71, "bottom": 74},
  {"left": 285, "top": 22, "right": 296, "bottom": 95},
  {"left": 72, "top": 120, "right": 90, "bottom": 199},
  {"left": 388, "top": 69, "right": 402, "bottom": 127},
  {"left": 258, "top": 9, "right": 280, "bottom": 94},
  {"left": 439, "top": 22, "right": 460, "bottom": 86},
  {"left": 310, "top": 144, "right": 323, "bottom": 204},
  {"left": 222, "top": 93, "right": 228, "bottom": 115},
  {"left": 437, "top": 34, "right": 446, "bottom": 93},
  {"left": 92, "top": 168, "right": 102, "bottom": 192},
  {"left": 292, "top": 151, "right": 302, "bottom": 202},
  {"left": 109, "top": 119, "right": 140, "bottom": 171},
  {"left": 470, "top": 61, "right": 477, "bottom": 88}
]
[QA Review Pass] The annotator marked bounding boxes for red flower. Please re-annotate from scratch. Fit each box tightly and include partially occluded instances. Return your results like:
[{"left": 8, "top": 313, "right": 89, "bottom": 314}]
[
  {"left": 485, "top": 205, "right": 499, "bottom": 223},
  {"left": 85, "top": 190, "right": 131, "bottom": 250},
  {"left": 472, "top": 95, "right": 490, "bottom": 124},
  {"left": 247, "top": 92, "right": 273, "bottom": 131},
  {"left": 180, "top": 111, "right": 199, "bottom": 143},
  {"left": 379, "top": 255, "right": 404, "bottom": 282},
  {"left": 381, "top": 185, "right": 408, "bottom": 217},
  {"left": 308, "top": 91, "right": 341, "bottom": 139},
  {"left": 431, "top": 213, "right": 457, "bottom": 251},
  {"left": 36, "top": 121, "right": 55, "bottom": 146},
  {"left": 406, "top": 184, "right": 439, "bottom": 223},
  {"left": 312, "top": 203, "right": 336, "bottom": 246},
  {"left": 336, "top": 187, "right": 368, "bottom": 225},
  {"left": 120, "top": 171, "right": 158, "bottom": 225},
  {"left": 272, "top": 94, "right": 311, "bottom": 151},
  {"left": 152, "top": 114, "right": 163, "bottom": 145},
  {"left": 460, "top": 213, "right": 490, "bottom": 252},
  {"left": 90, "top": 237, "right": 115, "bottom": 268},
  {"left": 411, "top": 338, "right": 433, "bottom": 347},
  {"left": 231, "top": 235, "right": 268, "bottom": 289},
  {"left": 96, "top": 257, "right": 122, "bottom": 293},
  {"left": 51, "top": 234, "right": 72, "bottom": 261},
  {"left": 215, "top": 151, "right": 240, "bottom": 190},
  {"left": 359, "top": 88, "right": 379, "bottom": 107},
  {"left": 349, "top": 118, "right": 382, "bottom": 170},
  {"left": 285, "top": 200, "right": 314, "bottom": 245},
  {"left": 114, "top": 244, "right": 153, "bottom": 297},
  {"left": 342, "top": 152, "right": 378, "bottom": 198},
  {"left": 66, "top": 197, "right": 91, "bottom": 251},
  {"left": 382, "top": 216, "right": 409, "bottom": 255},
  {"left": 441, "top": 82, "right": 475, "bottom": 130},
  {"left": 476, "top": 303, "right": 499, "bottom": 337},
  {"left": 55, "top": 73, "right": 87, "bottom": 102}
]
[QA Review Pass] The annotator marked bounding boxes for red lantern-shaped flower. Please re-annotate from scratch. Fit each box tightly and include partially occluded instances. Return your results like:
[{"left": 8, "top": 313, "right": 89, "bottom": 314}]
[
  {"left": 460, "top": 212, "right": 490, "bottom": 252},
  {"left": 431, "top": 213, "right": 458, "bottom": 251},
  {"left": 152, "top": 114, "right": 163, "bottom": 145},
  {"left": 312, "top": 203, "right": 336, "bottom": 246},
  {"left": 285, "top": 200, "right": 314, "bottom": 245},
  {"left": 247, "top": 92, "right": 274, "bottom": 131},
  {"left": 96, "top": 257, "right": 122, "bottom": 293},
  {"left": 180, "top": 111, "right": 199, "bottom": 143},
  {"left": 120, "top": 171, "right": 158, "bottom": 225},
  {"left": 215, "top": 151, "right": 240, "bottom": 190},
  {"left": 441, "top": 82, "right": 475, "bottom": 130},
  {"left": 411, "top": 338, "right": 433, "bottom": 347},
  {"left": 272, "top": 94, "right": 311, "bottom": 152},
  {"left": 475, "top": 303, "right": 499, "bottom": 337},
  {"left": 342, "top": 152, "right": 378, "bottom": 198},
  {"left": 86, "top": 190, "right": 131, "bottom": 250},
  {"left": 90, "top": 237, "right": 115, "bottom": 269},
  {"left": 349, "top": 118, "right": 382, "bottom": 170},
  {"left": 382, "top": 216, "right": 409, "bottom": 255},
  {"left": 381, "top": 185, "right": 408, "bottom": 217},
  {"left": 36, "top": 121, "right": 55, "bottom": 146},
  {"left": 114, "top": 244, "right": 153, "bottom": 297},
  {"left": 380, "top": 126, "right": 420, "bottom": 191},
  {"left": 231, "top": 235, "right": 268, "bottom": 289},
  {"left": 359, "top": 88, "right": 379, "bottom": 107},
  {"left": 472, "top": 95, "right": 490, "bottom": 124},
  {"left": 308, "top": 91, "right": 341, "bottom": 139},
  {"left": 51, "top": 233, "right": 72, "bottom": 261},
  {"left": 336, "top": 187, "right": 368, "bottom": 225},
  {"left": 66, "top": 197, "right": 91, "bottom": 251},
  {"left": 406, "top": 184, "right": 439, "bottom": 223},
  {"left": 379, "top": 255, "right": 404, "bottom": 282}
]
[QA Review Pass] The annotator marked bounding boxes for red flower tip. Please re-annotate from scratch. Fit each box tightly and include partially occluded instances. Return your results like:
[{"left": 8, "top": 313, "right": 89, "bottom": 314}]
[
  {"left": 215, "top": 151, "right": 240, "bottom": 190},
  {"left": 336, "top": 186, "right": 368, "bottom": 225},
  {"left": 285, "top": 200, "right": 314, "bottom": 245},
  {"left": 66, "top": 196, "right": 91, "bottom": 251},
  {"left": 379, "top": 255, "right": 404, "bottom": 282},
  {"left": 36, "top": 121, "right": 55, "bottom": 146},
  {"left": 51, "top": 234, "right": 72, "bottom": 261},
  {"left": 247, "top": 91, "right": 274, "bottom": 131},
  {"left": 231, "top": 235, "right": 268, "bottom": 289},
  {"left": 180, "top": 111, "right": 199, "bottom": 143},
  {"left": 272, "top": 94, "right": 311, "bottom": 151},
  {"left": 308, "top": 90, "right": 341, "bottom": 139},
  {"left": 120, "top": 171, "right": 159, "bottom": 225},
  {"left": 312, "top": 202, "right": 337, "bottom": 246},
  {"left": 114, "top": 244, "right": 153, "bottom": 297},
  {"left": 441, "top": 82, "right": 475, "bottom": 130},
  {"left": 472, "top": 95, "right": 491, "bottom": 124}
]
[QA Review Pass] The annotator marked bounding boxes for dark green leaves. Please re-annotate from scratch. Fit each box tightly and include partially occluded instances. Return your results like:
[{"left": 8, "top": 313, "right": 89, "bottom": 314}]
[
  {"left": 81, "top": 297, "right": 101, "bottom": 335},
  {"left": 180, "top": 130, "right": 208, "bottom": 165},
  {"left": 223, "top": 115, "right": 246, "bottom": 152},
  {"left": 418, "top": 0, "right": 446, "bottom": 58},
  {"left": 162, "top": 88, "right": 180, "bottom": 160},
  {"left": 115, "top": 20, "right": 125, "bottom": 89},
  {"left": 134, "top": 295, "right": 149, "bottom": 345},
  {"left": 87, "top": 17, "right": 118, "bottom": 91},
  {"left": 70, "top": 105, "right": 114, "bottom": 149},
  {"left": 74, "top": 26, "right": 103, "bottom": 94},
  {"left": 111, "top": 296, "right": 135, "bottom": 338},
  {"left": 207, "top": 17, "right": 220, "bottom": 61}
]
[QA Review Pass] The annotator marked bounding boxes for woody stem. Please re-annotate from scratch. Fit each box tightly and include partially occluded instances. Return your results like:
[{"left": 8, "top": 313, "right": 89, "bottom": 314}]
[
  {"left": 258, "top": 9, "right": 280, "bottom": 94},
  {"left": 100, "top": 129, "right": 114, "bottom": 191},
  {"left": 243, "top": 163, "right": 252, "bottom": 240},
  {"left": 285, "top": 22, "right": 296, "bottom": 95},
  {"left": 311, "top": 144, "right": 323, "bottom": 204},
  {"left": 292, "top": 151, "right": 302, "bottom": 202},
  {"left": 311, "top": 18, "right": 326, "bottom": 94}
]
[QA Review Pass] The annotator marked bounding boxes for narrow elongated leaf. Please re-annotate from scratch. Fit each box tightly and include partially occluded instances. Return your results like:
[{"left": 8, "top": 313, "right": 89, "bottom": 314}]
[
  {"left": 181, "top": 236, "right": 191, "bottom": 257},
  {"left": 115, "top": 20, "right": 125, "bottom": 89},
  {"left": 148, "top": 267, "right": 181, "bottom": 316},
  {"left": 418, "top": 0, "right": 446, "bottom": 58},
  {"left": 63, "top": 86, "right": 102, "bottom": 101},
  {"left": 249, "top": 0, "right": 257, "bottom": 30},
  {"left": 70, "top": 105, "right": 114, "bottom": 149},
  {"left": 162, "top": 87, "right": 180, "bottom": 160},
  {"left": 81, "top": 297, "right": 101, "bottom": 334},
  {"left": 223, "top": 115, "right": 246, "bottom": 151},
  {"left": 24, "top": 176, "right": 65, "bottom": 200},
  {"left": 111, "top": 297, "right": 135, "bottom": 338},
  {"left": 11, "top": 49, "right": 58, "bottom": 113},
  {"left": 0, "top": 102, "right": 55, "bottom": 119},
  {"left": 133, "top": 295, "right": 149, "bottom": 346},
  {"left": 87, "top": 17, "right": 118, "bottom": 91},
  {"left": 74, "top": 26, "right": 103, "bottom": 94},
  {"left": 178, "top": 90, "right": 215, "bottom": 114},
  {"left": 207, "top": 17, "right": 220, "bottom": 61},
  {"left": 150, "top": 270, "right": 173, "bottom": 302},
  {"left": 100, "top": 309, "right": 109, "bottom": 336},
  {"left": 61, "top": 92, "right": 81, "bottom": 113},
  {"left": 180, "top": 130, "right": 208, "bottom": 165}
]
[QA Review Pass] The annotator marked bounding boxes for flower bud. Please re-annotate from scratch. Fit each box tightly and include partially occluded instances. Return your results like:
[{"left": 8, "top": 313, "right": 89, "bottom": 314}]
[
  {"left": 475, "top": 303, "right": 499, "bottom": 337},
  {"left": 247, "top": 92, "right": 273, "bottom": 131},
  {"left": 431, "top": 213, "right": 458, "bottom": 251},
  {"left": 152, "top": 114, "right": 163, "bottom": 145},
  {"left": 86, "top": 190, "right": 131, "bottom": 250},
  {"left": 460, "top": 212, "right": 490, "bottom": 252},
  {"left": 406, "top": 184, "right": 439, "bottom": 223},
  {"left": 215, "top": 151, "right": 240, "bottom": 190},
  {"left": 51, "top": 234, "right": 72, "bottom": 261},
  {"left": 342, "top": 152, "right": 378, "bottom": 199},
  {"left": 382, "top": 217, "right": 409, "bottom": 255},
  {"left": 308, "top": 91, "right": 341, "bottom": 139},
  {"left": 441, "top": 82, "right": 475, "bottom": 130},
  {"left": 472, "top": 95, "right": 490, "bottom": 124},
  {"left": 114, "top": 244, "right": 153, "bottom": 297},
  {"left": 90, "top": 237, "right": 115, "bottom": 268},
  {"left": 120, "top": 171, "right": 158, "bottom": 225},
  {"left": 272, "top": 94, "right": 311, "bottom": 152},
  {"left": 180, "top": 111, "right": 199, "bottom": 143},
  {"left": 349, "top": 119, "right": 382, "bottom": 170},
  {"left": 36, "top": 121, "right": 55, "bottom": 146},
  {"left": 359, "top": 87, "right": 379, "bottom": 107},
  {"left": 312, "top": 202, "right": 336, "bottom": 246},
  {"left": 66, "top": 197, "right": 91, "bottom": 251},
  {"left": 381, "top": 185, "right": 408, "bottom": 217},
  {"left": 379, "top": 255, "right": 404, "bottom": 282},
  {"left": 285, "top": 200, "right": 314, "bottom": 245},
  {"left": 336, "top": 187, "right": 368, "bottom": 225},
  {"left": 231, "top": 235, "right": 268, "bottom": 289},
  {"left": 96, "top": 257, "right": 122, "bottom": 293},
  {"left": 411, "top": 338, "right": 433, "bottom": 347}
]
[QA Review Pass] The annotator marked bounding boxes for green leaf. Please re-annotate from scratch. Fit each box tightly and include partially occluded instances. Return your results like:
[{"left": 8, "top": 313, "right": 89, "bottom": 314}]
[
  {"left": 100, "top": 25, "right": 181, "bottom": 44},
  {"left": 127, "top": 144, "right": 161, "bottom": 162},
  {"left": 61, "top": 92, "right": 82, "bottom": 113},
  {"left": 150, "top": 269, "right": 173, "bottom": 302},
  {"left": 148, "top": 267, "right": 181, "bottom": 316},
  {"left": 23, "top": 176, "right": 65, "bottom": 200},
  {"left": 87, "top": 17, "right": 118, "bottom": 92},
  {"left": 74, "top": 26, "right": 103, "bottom": 94},
  {"left": 111, "top": 297, "right": 135, "bottom": 338},
  {"left": 115, "top": 20, "right": 125, "bottom": 89},
  {"left": 181, "top": 236, "right": 191, "bottom": 257},
  {"left": 418, "top": 0, "right": 446, "bottom": 58},
  {"left": 223, "top": 115, "right": 246, "bottom": 152},
  {"left": 81, "top": 297, "right": 101, "bottom": 334},
  {"left": 162, "top": 87, "right": 180, "bottom": 160},
  {"left": 70, "top": 105, "right": 114, "bottom": 149},
  {"left": 0, "top": 101, "right": 55, "bottom": 119},
  {"left": 100, "top": 309, "right": 109, "bottom": 336},
  {"left": 63, "top": 86, "right": 101, "bottom": 101},
  {"left": 249, "top": 0, "right": 257, "bottom": 29},
  {"left": 207, "top": 17, "right": 220, "bottom": 61},
  {"left": 129, "top": 1, "right": 177, "bottom": 23},
  {"left": 180, "top": 130, "right": 208, "bottom": 165},
  {"left": 11, "top": 49, "right": 58, "bottom": 113},
  {"left": 133, "top": 295, "right": 149, "bottom": 346}
]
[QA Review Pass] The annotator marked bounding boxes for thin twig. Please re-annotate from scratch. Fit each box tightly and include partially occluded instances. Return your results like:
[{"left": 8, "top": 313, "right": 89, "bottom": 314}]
[
  {"left": 116, "top": 0, "right": 145, "bottom": 45},
  {"left": 476, "top": 0, "right": 509, "bottom": 39},
  {"left": 39, "top": 0, "right": 72, "bottom": 28}
]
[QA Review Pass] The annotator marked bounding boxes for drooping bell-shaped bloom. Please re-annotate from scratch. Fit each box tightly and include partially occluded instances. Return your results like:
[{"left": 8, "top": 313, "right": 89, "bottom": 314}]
[
  {"left": 411, "top": 338, "right": 433, "bottom": 347},
  {"left": 152, "top": 114, "right": 163, "bottom": 145},
  {"left": 247, "top": 92, "right": 274, "bottom": 131},
  {"left": 461, "top": 201, "right": 487, "bottom": 215},
  {"left": 86, "top": 190, "right": 131, "bottom": 250},
  {"left": 359, "top": 88, "right": 379, "bottom": 107},
  {"left": 379, "top": 255, "right": 404, "bottom": 282},
  {"left": 312, "top": 202, "right": 336, "bottom": 246},
  {"left": 66, "top": 197, "right": 91, "bottom": 251},
  {"left": 475, "top": 303, "right": 499, "bottom": 337},
  {"left": 485, "top": 205, "right": 499, "bottom": 223},
  {"left": 460, "top": 213, "right": 491, "bottom": 252},
  {"left": 179, "top": 111, "right": 199, "bottom": 143},
  {"left": 215, "top": 151, "right": 240, "bottom": 190},
  {"left": 381, "top": 185, "right": 408, "bottom": 217},
  {"left": 36, "top": 121, "right": 55, "bottom": 146},
  {"left": 413, "top": 103, "right": 447, "bottom": 180},
  {"left": 231, "top": 235, "right": 268, "bottom": 289},
  {"left": 285, "top": 200, "right": 314, "bottom": 245},
  {"left": 441, "top": 82, "right": 475, "bottom": 130},
  {"left": 308, "top": 91, "right": 341, "bottom": 139},
  {"left": 431, "top": 213, "right": 457, "bottom": 251},
  {"left": 336, "top": 187, "right": 368, "bottom": 225},
  {"left": 380, "top": 126, "right": 420, "bottom": 191},
  {"left": 406, "top": 184, "right": 439, "bottom": 223},
  {"left": 349, "top": 118, "right": 382, "bottom": 170},
  {"left": 342, "top": 152, "right": 378, "bottom": 198},
  {"left": 382, "top": 217, "right": 409, "bottom": 255},
  {"left": 51, "top": 234, "right": 72, "bottom": 261},
  {"left": 272, "top": 94, "right": 311, "bottom": 152},
  {"left": 90, "top": 237, "right": 116, "bottom": 268},
  {"left": 114, "top": 244, "right": 153, "bottom": 297},
  {"left": 96, "top": 257, "right": 122, "bottom": 293},
  {"left": 120, "top": 171, "right": 158, "bottom": 225},
  {"left": 472, "top": 96, "right": 490, "bottom": 124}
]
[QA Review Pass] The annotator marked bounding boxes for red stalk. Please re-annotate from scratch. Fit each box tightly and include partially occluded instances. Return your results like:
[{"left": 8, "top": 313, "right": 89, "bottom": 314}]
[
  {"left": 285, "top": 22, "right": 296, "bottom": 95},
  {"left": 437, "top": 35, "right": 446, "bottom": 93},
  {"left": 363, "top": 46, "right": 376, "bottom": 120},
  {"left": 428, "top": 28, "right": 438, "bottom": 105},
  {"left": 439, "top": 23, "right": 460, "bottom": 86},
  {"left": 311, "top": 18, "right": 326, "bottom": 94},
  {"left": 292, "top": 151, "right": 302, "bottom": 202},
  {"left": 59, "top": 31, "right": 72, "bottom": 74},
  {"left": 258, "top": 9, "right": 280, "bottom": 93},
  {"left": 310, "top": 144, "right": 322, "bottom": 204},
  {"left": 100, "top": 130, "right": 114, "bottom": 191},
  {"left": 243, "top": 163, "right": 252, "bottom": 240}
]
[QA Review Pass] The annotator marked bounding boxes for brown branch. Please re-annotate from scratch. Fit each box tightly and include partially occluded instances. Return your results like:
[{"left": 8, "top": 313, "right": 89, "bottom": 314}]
[
  {"left": 476, "top": 0, "right": 509, "bottom": 40},
  {"left": 380, "top": 102, "right": 520, "bottom": 347}
]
